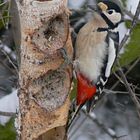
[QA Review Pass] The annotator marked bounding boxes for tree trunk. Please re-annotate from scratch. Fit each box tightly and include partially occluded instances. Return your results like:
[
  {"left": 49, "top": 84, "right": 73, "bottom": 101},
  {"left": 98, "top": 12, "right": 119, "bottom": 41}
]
[{"left": 11, "top": 0, "right": 73, "bottom": 139}]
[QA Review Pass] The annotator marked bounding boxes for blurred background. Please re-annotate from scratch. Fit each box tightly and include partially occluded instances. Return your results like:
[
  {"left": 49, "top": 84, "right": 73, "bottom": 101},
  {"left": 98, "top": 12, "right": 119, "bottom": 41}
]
[{"left": 0, "top": 0, "right": 140, "bottom": 140}]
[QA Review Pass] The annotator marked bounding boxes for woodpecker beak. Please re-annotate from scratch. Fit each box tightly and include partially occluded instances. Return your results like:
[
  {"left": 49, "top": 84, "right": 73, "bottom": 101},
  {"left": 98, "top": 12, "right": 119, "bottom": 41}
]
[
  {"left": 97, "top": 2, "right": 108, "bottom": 11},
  {"left": 87, "top": 2, "right": 108, "bottom": 13}
]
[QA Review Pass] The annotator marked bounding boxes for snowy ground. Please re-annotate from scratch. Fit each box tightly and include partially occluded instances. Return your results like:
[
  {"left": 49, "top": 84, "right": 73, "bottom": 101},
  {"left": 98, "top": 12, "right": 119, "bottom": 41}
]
[{"left": 0, "top": 89, "right": 18, "bottom": 125}]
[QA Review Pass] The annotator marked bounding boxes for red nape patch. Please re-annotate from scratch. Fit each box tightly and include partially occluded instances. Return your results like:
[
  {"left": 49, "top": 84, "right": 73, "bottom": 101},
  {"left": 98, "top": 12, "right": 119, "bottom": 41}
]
[{"left": 77, "top": 73, "right": 96, "bottom": 105}]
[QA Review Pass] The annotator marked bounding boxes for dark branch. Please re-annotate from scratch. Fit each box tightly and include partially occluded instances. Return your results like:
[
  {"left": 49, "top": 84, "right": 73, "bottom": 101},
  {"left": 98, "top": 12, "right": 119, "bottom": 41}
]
[
  {"left": 117, "top": 61, "right": 140, "bottom": 119},
  {"left": 0, "top": 111, "right": 16, "bottom": 117},
  {"left": 111, "top": 58, "right": 140, "bottom": 90}
]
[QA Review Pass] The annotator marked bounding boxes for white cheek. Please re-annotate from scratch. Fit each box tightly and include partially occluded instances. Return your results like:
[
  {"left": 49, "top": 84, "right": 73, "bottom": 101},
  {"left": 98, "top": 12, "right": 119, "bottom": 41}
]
[
  {"left": 103, "top": 12, "right": 121, "bottom": 24},
  {"left": 111, "top": 13, "right": 121, "bottom": 23}
]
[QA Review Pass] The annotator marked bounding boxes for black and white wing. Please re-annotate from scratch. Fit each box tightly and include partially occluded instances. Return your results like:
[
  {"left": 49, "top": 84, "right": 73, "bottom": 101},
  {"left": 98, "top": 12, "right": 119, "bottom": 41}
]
[
  {"left": 105, "top": 31, "right": 119, "bottom": 78},
  {"left": 96, "top": 31, "right": 119, "bottom": 92}
]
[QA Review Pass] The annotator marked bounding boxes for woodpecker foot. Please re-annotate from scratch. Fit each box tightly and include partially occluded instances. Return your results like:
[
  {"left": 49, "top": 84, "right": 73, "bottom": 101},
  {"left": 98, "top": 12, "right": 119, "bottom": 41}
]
[
  {"left": 57, "top": 47, "right": 73, "bottom": 71},
  {"left": 71, "top": 28, "right": 77, "bottom": 47}
]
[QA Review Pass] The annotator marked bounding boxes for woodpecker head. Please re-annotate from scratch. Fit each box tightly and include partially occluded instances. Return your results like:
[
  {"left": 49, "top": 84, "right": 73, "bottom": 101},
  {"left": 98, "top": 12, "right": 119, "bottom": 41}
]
[
  {"left": 97, "top": 0, "right": 123, "bottom": 28},
  {"left": 88, "top": 0, "right": 123, "bottom": 29}
]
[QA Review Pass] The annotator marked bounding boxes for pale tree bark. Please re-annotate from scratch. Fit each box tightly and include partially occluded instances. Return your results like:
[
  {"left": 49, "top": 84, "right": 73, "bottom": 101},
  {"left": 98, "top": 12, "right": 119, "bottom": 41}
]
[{"left": 11, "top": 0, "right": 73, "bottom": 139}]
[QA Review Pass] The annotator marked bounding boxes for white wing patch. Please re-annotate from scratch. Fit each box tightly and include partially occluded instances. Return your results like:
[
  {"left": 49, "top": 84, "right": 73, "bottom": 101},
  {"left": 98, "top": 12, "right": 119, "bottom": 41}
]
[{"left": 105, "top": 38, "right": 116, "bottom": 78}]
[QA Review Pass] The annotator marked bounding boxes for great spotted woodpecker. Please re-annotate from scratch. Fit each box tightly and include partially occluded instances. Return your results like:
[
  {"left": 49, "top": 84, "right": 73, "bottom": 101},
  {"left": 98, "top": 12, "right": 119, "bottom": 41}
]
[{"left": 74, "top": 0, "right": 123, "bottom": 111}]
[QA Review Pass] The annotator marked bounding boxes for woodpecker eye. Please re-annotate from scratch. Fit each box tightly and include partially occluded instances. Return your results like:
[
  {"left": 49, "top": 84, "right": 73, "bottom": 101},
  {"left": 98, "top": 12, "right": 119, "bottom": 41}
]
[{"left": 107, "top": 10, "right": 113, "bottom": 15}]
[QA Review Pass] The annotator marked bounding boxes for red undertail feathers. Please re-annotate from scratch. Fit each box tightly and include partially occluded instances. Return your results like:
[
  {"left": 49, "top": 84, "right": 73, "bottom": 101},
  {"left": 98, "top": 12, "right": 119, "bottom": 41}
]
[{"left": 77, "top": 73, "right": 96, "bottom": 105}]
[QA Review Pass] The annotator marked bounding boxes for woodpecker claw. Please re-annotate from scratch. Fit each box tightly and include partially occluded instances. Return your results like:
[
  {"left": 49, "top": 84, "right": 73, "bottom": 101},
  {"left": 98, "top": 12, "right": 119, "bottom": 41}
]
[{"left": 57, "top": 47, "right": 73, "bottom": 71}]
